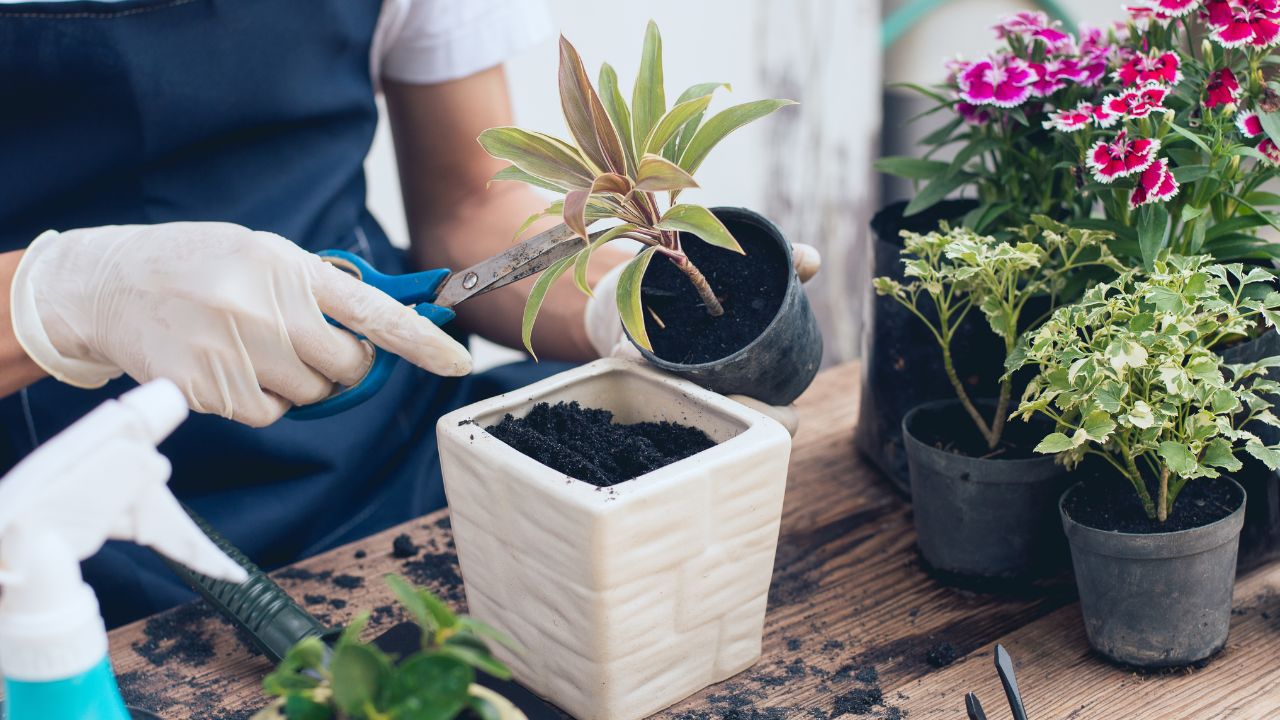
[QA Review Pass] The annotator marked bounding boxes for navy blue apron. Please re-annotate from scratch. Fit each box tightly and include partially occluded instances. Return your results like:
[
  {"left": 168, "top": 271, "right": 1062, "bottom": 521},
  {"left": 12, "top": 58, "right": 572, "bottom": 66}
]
[{"left": 0, "top": 0, "right": 569, "bottom": 627}]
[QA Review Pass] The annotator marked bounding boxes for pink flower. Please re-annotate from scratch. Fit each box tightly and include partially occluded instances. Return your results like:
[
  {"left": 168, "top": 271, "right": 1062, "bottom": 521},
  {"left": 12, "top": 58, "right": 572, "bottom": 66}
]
[
  {"left": 1085, "top": 102, "right": 1120, "bottom": 128},
  {"left": 1205, "top": 0, "right": 1280, "bottom": 48},
  {"left": 1238, "top": 110, "right": 1265, "bottom": 136},
  {"left": 1134, "top": 0, "right": 1202, "bottom": 17},
  {"left": 956, "top": 101, "right": 993, "bottom": 125},
  {"left": 1205, "top": 67, "right": 1243, "bottom": 108},
  {"left": 995, "top": 11, "right": 1073, "bottom": 47},
  {"left": 1088, "top": 131, "right": 1161, "bottom": 182},
  {"left": 1125, "top": 4, "right": 1177, "bottom": 26},
  {"left": 1028, "top": 62, "right": 1069, "bottom": 97},
  {"left": 958, "top": 55, "right": 1035, "bottom": 107},
  {"left": 1260, "top": 138, "right": 1280, "bottom": 164},
  {"left": 1129, "top": 158, "right": 1180, "bottom": 207},
  {"left": 1103, "top": 84, "right": 1170, "bottom": 120},
  {"left": 1114, "top": 51, "right": 1183, "bottom": 87},
  {"left": 1044, "top": 107, "right": 1094, "bottom": 132}
]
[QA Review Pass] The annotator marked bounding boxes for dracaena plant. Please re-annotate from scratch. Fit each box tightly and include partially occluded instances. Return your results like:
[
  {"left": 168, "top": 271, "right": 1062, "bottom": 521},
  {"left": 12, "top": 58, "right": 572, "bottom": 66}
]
[
  {"left": 254, "top": 575, "right": 519, "bottom": 720},
  {"left": 477, "top": 21, "right": 794, "bottom": 356},
  {"left": 873, "top": 218, "right": 1122, "bottom": 450},
  {"left": 1010, "top": 256, "right": 1280, "bottom": 521},
  {"left": 878, "top": 3, "right": 1280, "bottom": 267}
]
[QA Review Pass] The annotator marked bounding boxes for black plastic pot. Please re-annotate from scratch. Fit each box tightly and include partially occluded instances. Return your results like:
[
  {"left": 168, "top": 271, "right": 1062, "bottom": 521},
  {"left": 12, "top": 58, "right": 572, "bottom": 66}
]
[
  {"left": 1217, "top": 328, "right": 1280, "bottom": 571},
  {"left": 1061, "top": 479, "right": 1246, "bottom": 668},
  {"left": 629, "top": 207, "right": 823, "bottom": 406},
  {"left": 903, "top": 399, "right": 1070, "bottom": 578},
  {"left": 858, "top": 200, "right": 1010, "bottom": 495}
]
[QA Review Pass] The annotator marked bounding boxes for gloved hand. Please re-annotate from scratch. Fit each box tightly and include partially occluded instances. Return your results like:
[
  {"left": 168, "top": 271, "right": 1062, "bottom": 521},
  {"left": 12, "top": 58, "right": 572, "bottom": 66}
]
[
  {"left": 10, "top": 223, "right": 472, "bottom": 427},
  {"left": 584, "top": 243, "right": 821, "bottom": 435}
]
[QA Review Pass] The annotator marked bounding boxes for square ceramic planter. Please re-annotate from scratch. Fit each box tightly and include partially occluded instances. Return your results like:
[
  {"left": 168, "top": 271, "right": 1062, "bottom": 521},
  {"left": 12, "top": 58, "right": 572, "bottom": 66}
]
[{"left": 437, "top": 359, "right": 792, "bottom": 720}]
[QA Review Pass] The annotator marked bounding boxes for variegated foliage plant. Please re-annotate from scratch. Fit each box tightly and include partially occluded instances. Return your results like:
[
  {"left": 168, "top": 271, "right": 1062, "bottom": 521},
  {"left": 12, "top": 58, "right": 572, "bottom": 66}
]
[
  {"left": 874, "top": 218, "right": 1122, "bottom": 450},
  {"left": 477, "top": 21, "right": 795, "bottom": 356},
  {"left": 1010, "top": 256, "right": 1280, "bottom": 522}
]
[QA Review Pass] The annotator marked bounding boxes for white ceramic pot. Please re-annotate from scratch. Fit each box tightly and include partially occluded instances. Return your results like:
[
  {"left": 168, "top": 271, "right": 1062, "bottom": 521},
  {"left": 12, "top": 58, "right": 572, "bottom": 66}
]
[{"left": 437, "top": 359, "right": 792, "bottom": 720}]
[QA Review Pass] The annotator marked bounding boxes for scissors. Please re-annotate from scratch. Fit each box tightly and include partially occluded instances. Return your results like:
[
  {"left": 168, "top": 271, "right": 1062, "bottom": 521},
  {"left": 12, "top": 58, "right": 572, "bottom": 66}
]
[{"left": 287, "top": 223, "right": 595, "bottom": 420}]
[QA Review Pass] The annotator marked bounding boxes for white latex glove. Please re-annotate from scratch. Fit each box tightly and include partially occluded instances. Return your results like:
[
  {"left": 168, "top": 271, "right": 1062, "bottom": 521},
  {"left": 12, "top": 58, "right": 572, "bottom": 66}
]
[
  {"left": 10, "top": 223, "right": 472, "bottom": 427},
  {"left": 584, "top": 244, "right": 821, "bottom": 436}
]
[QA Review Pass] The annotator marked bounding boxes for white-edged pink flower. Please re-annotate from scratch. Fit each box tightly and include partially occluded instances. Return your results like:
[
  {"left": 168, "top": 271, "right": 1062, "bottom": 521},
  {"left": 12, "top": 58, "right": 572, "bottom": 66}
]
[
  {"left": 1028, "top": 62, "right": 1068, "bottom": 97},
  {"left": 1125, "top": 4, "right": 1177, "bottom": 26},
  {"left": 958, "top": 55, "right": 1035, "bottom": 107},
  {"left": 995, "top": 11, "right": 1074, "bottom": 47},
  {"left": 1260, "top": 138, "right": 1280, "bottom": 165},
  {"left": 1205, "top": 0, "right": 1280, "bottom": 48},
  {"left": 1086, "top": 102, "right": 1120, "bottom": 128},
  {"left": 1129, "top": 158, "right": 1180, "bottom": 207},
  {"left": 1088, "top": 131, "right": 1161, "bottom": 182},
  {"left": 956, "top": 101, "right": 993, "bottom": 125},
  {"left": 1044, "top": 107, "right": 1094, "bottom": 132},
  {"left": 1102, "top": 84, "right": 1170, "bottom": 120},
  {"left": 1238, "top": 110, "right": 1265, "bottom": 136},
  {"left": 1114, "top": 51, "right": 1182, "bottom": 87},
  {"left": 1205, "top": 67, "right": 1243, "bottom": 109},
  {"left": 1135, "top": 0, "right": 1202, "bottom": 17}
]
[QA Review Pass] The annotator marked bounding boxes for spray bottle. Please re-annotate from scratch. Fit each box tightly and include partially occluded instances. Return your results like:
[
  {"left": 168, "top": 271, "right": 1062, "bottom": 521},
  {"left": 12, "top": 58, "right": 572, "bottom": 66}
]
[{"left": 0, "top": 380, "right": 247, "bottom": 720}]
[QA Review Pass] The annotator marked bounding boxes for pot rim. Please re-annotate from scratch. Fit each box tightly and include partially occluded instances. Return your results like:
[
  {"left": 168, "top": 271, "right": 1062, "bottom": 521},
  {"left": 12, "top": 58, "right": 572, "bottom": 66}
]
[
  {"left": 630, "top": 206, "right": 798, "bottom": 372},
  {"left": 901, "top": 398, "right": 1062, "bottom": 473},
  {"left": 1059, "top": 477, "right": 1247, "bottom": 559}
]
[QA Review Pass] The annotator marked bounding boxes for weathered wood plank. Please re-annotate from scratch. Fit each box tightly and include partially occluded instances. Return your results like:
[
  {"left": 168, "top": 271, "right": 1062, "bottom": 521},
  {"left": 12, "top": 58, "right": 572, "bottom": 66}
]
[{"left": 895, "top": 562, "right": 1280, "bottom": 720}]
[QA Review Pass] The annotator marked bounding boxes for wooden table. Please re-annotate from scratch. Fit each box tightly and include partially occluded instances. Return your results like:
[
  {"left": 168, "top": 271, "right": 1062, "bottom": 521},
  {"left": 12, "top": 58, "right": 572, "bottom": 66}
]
[{"left": 106, "top": 363, "right": 1280, "bottom": 719}]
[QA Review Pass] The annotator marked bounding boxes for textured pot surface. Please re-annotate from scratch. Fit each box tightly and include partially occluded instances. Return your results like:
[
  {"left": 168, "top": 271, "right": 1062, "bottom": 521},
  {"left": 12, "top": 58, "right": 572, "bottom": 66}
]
[
  {"left": 1061, "top": 480, "right": 1246, "bottom": 669},
  {"left": 437, "top": 359, "right": 793, "bottom": 720},
  {"left": 903, "top": 400, "right": 1069, "bottom": 578},
  {"left": 1218, "top": 328, "right": 1280, "bottom": 570},
  {"left": 857, "top": 200, "right": 1008, "bottom": 494},
  {"left": 632, "top": 207, "right": 822, "bottom": 406}
]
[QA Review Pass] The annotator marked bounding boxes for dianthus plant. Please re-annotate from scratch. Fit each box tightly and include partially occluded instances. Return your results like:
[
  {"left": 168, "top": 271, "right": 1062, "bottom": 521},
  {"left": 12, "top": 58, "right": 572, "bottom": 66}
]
[
  {"left": 879, "top": 2, "right": 1280, "bottom": 266},
  {"left": 874, "top": 218, "right": 1122, "bottom": 450},
  {"left": 1010, "top": 256, "right": 1280, "bottom": 522}
]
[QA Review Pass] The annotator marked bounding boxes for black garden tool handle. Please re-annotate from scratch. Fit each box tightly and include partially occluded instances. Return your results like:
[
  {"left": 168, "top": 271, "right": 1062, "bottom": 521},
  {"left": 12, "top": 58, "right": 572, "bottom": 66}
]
[{"left": 159, "top": 505, "right": 336, "bottom": 664}]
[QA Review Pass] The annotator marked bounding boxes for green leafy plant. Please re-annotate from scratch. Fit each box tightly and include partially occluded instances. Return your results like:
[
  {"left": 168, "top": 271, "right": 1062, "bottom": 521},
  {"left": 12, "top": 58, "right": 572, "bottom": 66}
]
[
  {"left": 254, "top": 575, "right": 520, "bottom": 720},
  {"left": 477, "top": 21, "right": 795, "bottom": 355},
  {"left": 873, "top": 218, "right": 1122, "bottom": 450},
  {"left": 1011, "top": 256, "right": 1280, "bottom": 522}
]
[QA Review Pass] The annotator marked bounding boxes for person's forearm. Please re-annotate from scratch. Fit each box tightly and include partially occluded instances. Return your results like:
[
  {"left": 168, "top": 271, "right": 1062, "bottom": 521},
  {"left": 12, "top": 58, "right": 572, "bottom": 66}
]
[
  {"left": 408, "top": 183, "right": 629, "bottom": 361},
  {"left": 0, "top": 250, "right": 48, "bottom": 395}
]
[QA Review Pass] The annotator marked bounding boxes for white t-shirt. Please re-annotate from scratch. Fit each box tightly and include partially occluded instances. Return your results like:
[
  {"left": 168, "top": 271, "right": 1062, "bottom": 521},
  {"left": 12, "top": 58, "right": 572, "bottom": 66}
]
[{"left": 0, "top": 0, "right": 553, "bottom": 87}]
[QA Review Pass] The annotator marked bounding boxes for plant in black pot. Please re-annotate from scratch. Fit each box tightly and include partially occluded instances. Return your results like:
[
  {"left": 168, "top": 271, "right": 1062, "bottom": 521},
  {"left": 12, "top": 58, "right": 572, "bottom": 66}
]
[
  {"left": 477, "top": 22, "right": 818, "bottom": 405},
  {"left": 1011, "top": 256, "right": 1280, "bottom": 668},
  {"left": 873, "top": 219, "right": 1122, "bottom": 578}
]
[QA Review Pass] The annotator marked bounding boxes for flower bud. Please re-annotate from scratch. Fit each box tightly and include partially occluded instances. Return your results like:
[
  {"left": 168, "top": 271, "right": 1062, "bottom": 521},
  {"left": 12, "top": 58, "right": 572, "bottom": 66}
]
[{"left": 1202, "top": 39, "right": 1214, "bottom": 66}]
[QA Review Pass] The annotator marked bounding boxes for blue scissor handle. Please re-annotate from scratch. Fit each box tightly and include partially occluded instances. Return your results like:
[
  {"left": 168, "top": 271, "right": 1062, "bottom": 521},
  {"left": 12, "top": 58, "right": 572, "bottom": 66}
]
[{"left": 286, "top": 250, "right": 456, "bottom": 420}]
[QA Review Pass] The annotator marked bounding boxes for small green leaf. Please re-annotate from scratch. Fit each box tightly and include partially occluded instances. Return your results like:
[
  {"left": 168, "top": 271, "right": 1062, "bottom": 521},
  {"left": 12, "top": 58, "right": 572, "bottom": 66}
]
[
  {"left": 678, "top": 99, "right": 797, "bottom": 175},
  {"left": 1082, "top": 411, "right": 1116, "bottom": 442},
  {"left": 617, "top": 247, "right": 660, "bottom": 352},
  {"left": 282, "top": 695, "right": 331, "bottom": 720},
  {"left": 874, "top": 156, "right": 950, "bottom": 180},
  {"left": 1168, "top": 123, "right": 1212, "bottom": 153},
  {"left": 656, "top": 204, "right": 742, "bottom": 253},
  {"left": 644, "top": 95, "right": 712, "bottom": 156},
  {"left": 1137, "top": 203, "right": 1171, "bottom": 268},
  {"left": 1260, "top": 111, "right": 1280, "bottom": 146},
  {"left": 573, "top": 223, "right": 640, "bottom": 297},
  {"left": 437, "top": 644, "right": 513, "bottom": 680},
  {"left": 1158, "top": 441, "right": 1197, "bottom": 476},
  {"left": 329, "top": 643, "right": 392, "bottom": 716},
  {"left": 386, "top": 574, "right": 435, "bottom": 635},
  {"left": 1202, "top": 438, "right": 1243, "bottom": 472},
  {"left": 903, "top": 172, "right": 970, "bottom": 217},
  {"left": 383, "top": 655, "right": 472, "bottom": 715},
  {"left": 521, "top": 255, "right": 577, "bottom": 359},
  {"left": 1035, "top": 432, "right": 1074, "bottom": 454},
  {"left": 631, "top": 20, "right": 666, "bottom": 151},
  {"left": 635, "top": 153, "right": 699, "bottom": 192}
]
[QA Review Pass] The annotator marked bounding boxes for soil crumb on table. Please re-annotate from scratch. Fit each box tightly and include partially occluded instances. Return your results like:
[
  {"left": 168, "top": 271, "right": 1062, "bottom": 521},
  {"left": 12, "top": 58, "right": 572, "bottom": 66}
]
[
  {"left": 485, "top": 401, "right": 716, "bottom": 487},
  {"left": 925, "top": 642, "right": 958, "bottom": 668},
  {"left": 132, "top": 602, "right": 218, "bottom": 667},
  {"left": 392, "top": 532, "right": 420, "bottom": 558},
  {"left": 834, "top": 687, "right": 884, "bottom": 715}
]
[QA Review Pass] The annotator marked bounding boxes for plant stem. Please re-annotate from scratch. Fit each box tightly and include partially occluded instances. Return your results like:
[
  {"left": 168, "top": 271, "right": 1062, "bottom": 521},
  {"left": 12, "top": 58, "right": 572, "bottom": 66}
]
[
  {"left": 1157, "top": 466, "right": 1169, "bottom": 523},
  {"left": 941, "top": 342, "right": 996, "bottom": 445},
  {"left": 989, "top": 379, "right": 1011, "bottom": 451},
  {"left": 1124, "top": 449, "right": 1157, "bottom": 519},
  {"left": 677, "top": 257, "right": 725, "bottom": 316}
]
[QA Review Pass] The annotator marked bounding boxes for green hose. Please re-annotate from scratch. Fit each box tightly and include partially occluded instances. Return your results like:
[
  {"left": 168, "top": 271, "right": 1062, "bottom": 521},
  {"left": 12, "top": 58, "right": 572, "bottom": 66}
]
[{"left": 882, "top": 0, "right": 1075, "bottom": 49}]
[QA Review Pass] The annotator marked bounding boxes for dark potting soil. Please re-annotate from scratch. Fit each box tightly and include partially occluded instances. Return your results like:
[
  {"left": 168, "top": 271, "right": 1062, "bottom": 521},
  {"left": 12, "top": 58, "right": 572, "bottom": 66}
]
[
  {"left": 640, "top": 217, "right": 789, "bottom": 365},
  {"left": 392, "top": 533, "right": 420, "bottom": 558},
  {"left": 1064, "top": 475, "right": 1244, "bottom": 534},
  {"left": 833, "top": 687, "right": 883, "bottom": 715},
  {"left": 484, "top": 401, "right": 717, "bottom": 487},
  {"left": 907, "top": 401, "right": 1049, "bottom": 460},
  {"left": 924, "top": 642, "right": 958, "bottom": 668},
  {"left": 132, "top": 602, "right": 218, "bottom": 667}
]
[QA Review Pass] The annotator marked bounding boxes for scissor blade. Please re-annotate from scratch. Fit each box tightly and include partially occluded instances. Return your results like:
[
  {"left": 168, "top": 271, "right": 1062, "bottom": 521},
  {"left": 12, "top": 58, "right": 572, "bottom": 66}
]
[{"left": 433, "top": 223, "right": 592, "bottom": 308}]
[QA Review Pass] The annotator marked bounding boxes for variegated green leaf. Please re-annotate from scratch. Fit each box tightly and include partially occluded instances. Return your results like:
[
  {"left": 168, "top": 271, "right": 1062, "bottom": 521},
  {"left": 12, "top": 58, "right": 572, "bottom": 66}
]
[
  {"left": 521, "top": 254, "right": 577, "bottom": 359},
  {"left": 573, "top": 223, "right": 641, "bottom": 296},
  {"left": 644, "top": 95, "right": 712, "bottom": 156},
  {"left": 635, "top": 154, "right": 699, "bottom": 192},
  {"left": 599, "top": 63, "right": 637, "bottom": 176},
  {"left": 510, "top": 200, "right": 563, "bottom": 241},
  {"left": 489, "top": 165, "right": 568, "bottom": 194},
  {"left": 665, "top": 82, "right": 730, "bottom": 161},
  {"left": 478, "top": 127, "right": 593, "bottom": 189},
  {"left": 678, "top": 99, "right": 796, "bottom": 175},
  {"left": 617, "top": 246, "right": 660, "bottom": 353},
  {"left": 656, "top": 204, "right": 743, "bottom": 254},
  {"left": 631, "top": 20, "right": 665, "bottom": 153},
  {"left": 559, "top": 35, "right": 627, "bottom": 176}
]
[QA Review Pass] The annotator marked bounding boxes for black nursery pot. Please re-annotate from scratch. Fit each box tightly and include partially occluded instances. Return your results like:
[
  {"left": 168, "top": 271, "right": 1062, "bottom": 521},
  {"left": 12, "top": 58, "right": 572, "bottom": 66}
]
[
  {"left": 1218, "top": 328, "right": 1280, "bottom": 571},
  {"left": 858, "top": 200, "right": 1012, "bottom": 495},
  {"left": 1061, "top": 478, "right": 1246, "bottom": 668},
  {"left": 627, "top": 206, "right": 823, "bottom": 406},
  {"left": 902, "top": 399, "right": 1070, "bottom": 578}
]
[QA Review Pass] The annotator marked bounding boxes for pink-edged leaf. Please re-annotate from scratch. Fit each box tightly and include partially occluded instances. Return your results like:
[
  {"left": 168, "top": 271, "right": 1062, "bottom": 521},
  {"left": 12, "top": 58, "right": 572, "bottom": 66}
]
[
  {"left": 665, "top": 82, "right": 730, "bottom": 161},
  {"left": 559, "top": 35, "right": 627, "bottom": 176},
  {"left": 573, "top": 223, "right": 641, "bottom": 296},
  {"left": 616, "top": 246, "right": 660, "bottom": 352},
  {"left": 657, "top": 204, "right": 743, "bottom": 254},
  {"left": 521, "top": 254, "right": 577, "bottom": 360},
  {"left": 631, "top": 21, "right": 665, "bottom": 151},
  {"left": 489, "top": 165, "right": 568, "bottom": 194},
  {"left": 599, "top": 63, "right": 637, "bottom": 177},
  {"left": 478, "top": 127, "right": 593, "bottom": 189},
  {"left": 635, "top": 154, "right": 699, "bottom": 192},
  {"left": 644, "top": 95, "right": 712, "bottom": 156},
  {"left": 563, "top": 173, "right": 632, "bottom": 239}
]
